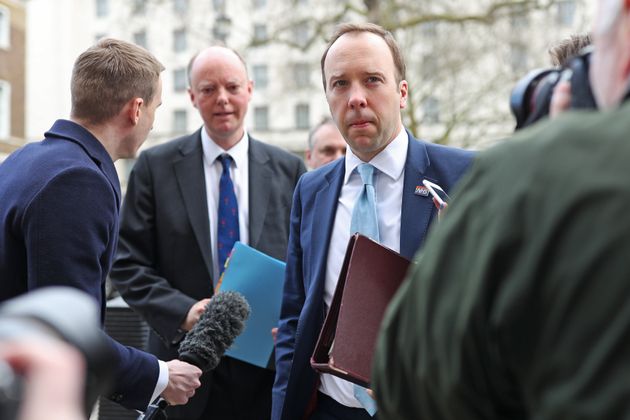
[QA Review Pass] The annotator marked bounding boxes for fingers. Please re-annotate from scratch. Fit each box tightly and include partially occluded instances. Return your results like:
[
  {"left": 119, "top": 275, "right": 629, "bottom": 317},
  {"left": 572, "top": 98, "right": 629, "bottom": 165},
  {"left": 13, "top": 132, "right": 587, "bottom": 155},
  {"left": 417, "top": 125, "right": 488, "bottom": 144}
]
[
  {"left": 0, "top": 339, "right": 86, "bottom": 420},
  {"left": 181, "top": 298, "right": 211, "bottom": 331},
  {"left": 162, "top": 360, "right": 202, "bottom": 406},
  {"left": 550, "top": 80, "right": 571, "bottom": 118}
]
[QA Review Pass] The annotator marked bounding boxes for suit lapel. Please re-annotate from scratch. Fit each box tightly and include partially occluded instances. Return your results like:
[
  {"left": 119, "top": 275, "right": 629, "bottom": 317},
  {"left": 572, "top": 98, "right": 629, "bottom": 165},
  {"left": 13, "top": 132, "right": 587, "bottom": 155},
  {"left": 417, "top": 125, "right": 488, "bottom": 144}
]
[
  {"left": 248, "top": 138, "right": 272, "bottom": 248},
  {"left": 400, "top": 134, "right": 435, "bottom": 259},
  {"left": 173, "top": 130, "right": 214, "bottom": 279},
  {"left": 310, "top": 161, "right": 345, "bottom": 295}
]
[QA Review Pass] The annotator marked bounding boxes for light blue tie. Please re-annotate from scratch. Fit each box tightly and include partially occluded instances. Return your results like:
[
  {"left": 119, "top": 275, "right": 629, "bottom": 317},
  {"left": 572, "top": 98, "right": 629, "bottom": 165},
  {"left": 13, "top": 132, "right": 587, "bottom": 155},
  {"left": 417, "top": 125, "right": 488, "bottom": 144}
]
[
  {"left": 349, "top": 162, "right": 379, "bottom": 416},
  {"left": 350, "top": 163, "right": 379, "bottom": 242}
]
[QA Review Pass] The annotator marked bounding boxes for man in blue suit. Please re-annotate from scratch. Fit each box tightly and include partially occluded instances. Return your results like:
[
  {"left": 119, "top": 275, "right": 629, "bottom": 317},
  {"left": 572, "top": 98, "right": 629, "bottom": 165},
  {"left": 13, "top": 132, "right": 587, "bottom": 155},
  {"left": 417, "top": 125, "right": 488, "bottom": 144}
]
[
  {"left": 0, "top": 38, "right": 201, "bottom": 411},
  {"left": 272, "top": 23, "right": 475, "bottom": 420}
]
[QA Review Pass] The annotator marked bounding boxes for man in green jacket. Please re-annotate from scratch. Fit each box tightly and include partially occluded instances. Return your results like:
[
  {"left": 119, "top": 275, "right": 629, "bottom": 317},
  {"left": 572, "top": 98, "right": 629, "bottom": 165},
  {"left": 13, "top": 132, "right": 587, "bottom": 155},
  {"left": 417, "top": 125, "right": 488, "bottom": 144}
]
[{"left": 373, "top": 1, "right": 630, "bottom": 419}]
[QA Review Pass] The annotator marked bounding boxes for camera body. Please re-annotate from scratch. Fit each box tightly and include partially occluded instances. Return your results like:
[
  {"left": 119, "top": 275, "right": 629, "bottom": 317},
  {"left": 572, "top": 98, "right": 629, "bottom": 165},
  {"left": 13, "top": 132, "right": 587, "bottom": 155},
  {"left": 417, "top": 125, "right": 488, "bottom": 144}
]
[
  {"left": 0, "top": 287, "right": 116, "bottom": 420},
  {"left": 510, "top": 48, "right": 597, "bottom": 130}
]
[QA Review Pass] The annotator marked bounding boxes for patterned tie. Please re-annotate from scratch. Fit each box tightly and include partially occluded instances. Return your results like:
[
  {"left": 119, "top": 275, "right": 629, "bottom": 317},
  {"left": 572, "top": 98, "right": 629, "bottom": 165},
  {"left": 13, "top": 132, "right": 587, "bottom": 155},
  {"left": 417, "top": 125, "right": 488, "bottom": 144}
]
[
  {"left": 349, "top": 162, "right": 379, "bottom": 416},
  {"left": 350, "top": 163, "right": 380, "bottom": 242},
  {"left": 217, "top": 154, "right": 240, "bottom": 275}
]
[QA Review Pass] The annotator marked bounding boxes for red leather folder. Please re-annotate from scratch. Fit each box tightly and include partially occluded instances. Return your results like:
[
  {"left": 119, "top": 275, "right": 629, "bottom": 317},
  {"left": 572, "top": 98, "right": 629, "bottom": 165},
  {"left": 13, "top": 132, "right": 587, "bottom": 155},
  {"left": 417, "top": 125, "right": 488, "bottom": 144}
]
[{"left": 310, "top": 233, "right": 411, "bottom": 387}]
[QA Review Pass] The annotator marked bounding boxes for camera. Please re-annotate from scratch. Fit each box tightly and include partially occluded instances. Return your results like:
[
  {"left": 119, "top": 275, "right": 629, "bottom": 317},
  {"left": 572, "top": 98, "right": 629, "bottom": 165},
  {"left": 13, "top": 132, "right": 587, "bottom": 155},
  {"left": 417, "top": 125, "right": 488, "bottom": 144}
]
[
  {"left": 0, "top": 287, "right": 116, "bottom": 420},
  {"left": 510, "top": 47, "right": 597, "bottom": 130}
]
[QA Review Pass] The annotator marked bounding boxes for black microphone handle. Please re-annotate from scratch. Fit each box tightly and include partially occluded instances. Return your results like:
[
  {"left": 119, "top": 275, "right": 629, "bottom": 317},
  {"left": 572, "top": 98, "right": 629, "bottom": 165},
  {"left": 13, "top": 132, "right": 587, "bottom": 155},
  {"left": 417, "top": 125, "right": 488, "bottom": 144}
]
[{"left": 141, "top": 397, "right": 169, "bottom": 420}]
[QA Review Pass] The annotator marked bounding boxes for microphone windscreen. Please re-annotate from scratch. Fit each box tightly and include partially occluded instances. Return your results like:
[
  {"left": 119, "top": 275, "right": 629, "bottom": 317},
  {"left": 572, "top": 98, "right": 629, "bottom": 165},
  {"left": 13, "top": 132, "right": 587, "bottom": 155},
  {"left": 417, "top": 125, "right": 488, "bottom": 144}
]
[{"left": 178, "top": 291, "right": 250, "bottom": 371}]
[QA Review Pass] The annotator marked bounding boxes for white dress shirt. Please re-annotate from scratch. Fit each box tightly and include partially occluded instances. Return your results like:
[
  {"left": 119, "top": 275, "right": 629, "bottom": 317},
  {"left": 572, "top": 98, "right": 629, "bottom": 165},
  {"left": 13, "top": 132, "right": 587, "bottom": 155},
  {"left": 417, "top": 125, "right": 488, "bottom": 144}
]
[
  {"left": 201, "top": 128, "right": 250, "bottom": 283},
  {"left": 319, "top": 128, "right": 408, "bottom": 407}
]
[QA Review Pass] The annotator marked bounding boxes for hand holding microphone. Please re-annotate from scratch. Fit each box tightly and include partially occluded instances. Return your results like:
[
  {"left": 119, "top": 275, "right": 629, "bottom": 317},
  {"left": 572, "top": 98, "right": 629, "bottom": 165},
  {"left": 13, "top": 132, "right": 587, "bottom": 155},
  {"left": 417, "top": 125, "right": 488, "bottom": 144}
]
[
  {"left": 142, "top": 291, "right": 250, "bottom": 419},
  {"left": 160, "top": 360, "right": 202, "bottom": 405}
]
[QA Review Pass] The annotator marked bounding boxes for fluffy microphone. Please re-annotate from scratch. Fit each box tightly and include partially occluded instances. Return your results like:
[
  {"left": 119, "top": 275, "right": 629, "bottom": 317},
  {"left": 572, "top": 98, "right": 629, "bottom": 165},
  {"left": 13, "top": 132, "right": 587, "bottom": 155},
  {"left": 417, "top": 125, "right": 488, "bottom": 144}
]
[
  {"left": 141, "top": 291, "right": 250, "bottom": 420},
  {"left": 178, "top": 290, "right": 250, "bottom": 371}
]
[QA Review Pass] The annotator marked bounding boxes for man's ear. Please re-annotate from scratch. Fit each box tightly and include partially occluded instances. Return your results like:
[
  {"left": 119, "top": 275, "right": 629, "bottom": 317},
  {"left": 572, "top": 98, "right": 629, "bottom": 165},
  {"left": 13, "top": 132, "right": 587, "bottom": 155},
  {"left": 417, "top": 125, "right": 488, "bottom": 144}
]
[
  {"left": 399, "top": 80, "right": 408, "bottom": 109},
  {"left": 128, "top": 97, "right": 144, "bottom": 125},
  {"left": 188, "top": 88, "right": 198, "bottom": 109}
]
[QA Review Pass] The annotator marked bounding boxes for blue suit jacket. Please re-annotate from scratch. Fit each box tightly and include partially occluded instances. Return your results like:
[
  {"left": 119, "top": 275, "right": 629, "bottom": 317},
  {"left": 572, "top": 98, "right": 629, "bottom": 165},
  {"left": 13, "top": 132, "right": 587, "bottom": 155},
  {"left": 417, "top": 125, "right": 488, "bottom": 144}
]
[
  {"left": 0, "top": 120, "right": 159, "bottom": 410},
  {"left": 272, "top": 132, "right": 475, "bottom": 420}
]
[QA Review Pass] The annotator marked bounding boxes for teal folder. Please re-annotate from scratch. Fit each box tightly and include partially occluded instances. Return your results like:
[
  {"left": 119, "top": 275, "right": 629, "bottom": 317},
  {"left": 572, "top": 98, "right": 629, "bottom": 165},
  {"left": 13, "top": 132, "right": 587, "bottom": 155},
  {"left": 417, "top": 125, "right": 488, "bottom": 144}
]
[{"left": 217, "top": 242, "right": 285, "bottom": 369}]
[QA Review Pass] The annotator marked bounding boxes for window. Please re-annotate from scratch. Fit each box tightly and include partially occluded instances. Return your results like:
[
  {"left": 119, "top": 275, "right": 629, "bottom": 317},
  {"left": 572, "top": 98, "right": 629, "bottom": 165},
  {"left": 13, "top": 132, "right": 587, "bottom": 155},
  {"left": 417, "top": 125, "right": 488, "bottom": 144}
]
[
  {"left": 0, "top": 5, "right": 10, "bottom": 49},
  {"left": 174, "top": 0, "right": 189, "bottom": 14},
  {"left": 133, "top": 30, "right": 147, "bottom": 49},
  {"left": 254, "top": 106, "right": 269, "bottom": 131},
  {"left": 252, "top": 64, "right": 268, "bottom": 89},
  {"left": 132, "top": 0, "right": 147, "bottom": 15},
  {"left": 295, "top": 104, "right": 310, "bottom": 129},
  {"left": 173, "top": 68, "right": 188, "bottom": 92},
  {"left": 253, "top": 0, "right": 267, "bottom": 9},
  {"left": 173, "top": 109, "right": 187, "bottom": 133},
  {"left": 253, "top": 24, "right": 268, "bottom": 42},
  {"left": 0, "top": 80, "right": 10, "bottom": 139},
  {"left": 213, "top": 14, "right": 231, "bottom": 42},
  {"left": 557, "top": 0, "right": 576, "bottom": 26},
  {"left": 95, "top": 0, "right": 108, "bottom": 18},
  {"left": 422, "top": 96, "right": 440, "bottom": 124},
  {"left": 173, "top": 28, "right": 187, "bottom": 52},
  {"left": 293, "top": 63, "right": 310, "bottom": 88}
]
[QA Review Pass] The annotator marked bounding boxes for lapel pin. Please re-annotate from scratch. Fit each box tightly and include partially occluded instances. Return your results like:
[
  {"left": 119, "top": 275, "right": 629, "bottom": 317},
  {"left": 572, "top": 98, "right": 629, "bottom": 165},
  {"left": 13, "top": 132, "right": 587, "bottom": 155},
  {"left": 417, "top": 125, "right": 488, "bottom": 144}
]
[{"left": 414, "top": 185, "right": 429, "bottom": 196}]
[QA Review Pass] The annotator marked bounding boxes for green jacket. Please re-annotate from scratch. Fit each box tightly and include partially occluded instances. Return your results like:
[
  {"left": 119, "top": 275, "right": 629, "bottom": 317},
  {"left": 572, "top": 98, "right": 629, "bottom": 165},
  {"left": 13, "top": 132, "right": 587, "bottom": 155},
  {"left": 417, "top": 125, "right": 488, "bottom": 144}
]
[{"left": 373, "top": 102, "right": 630, "bottom": 420}]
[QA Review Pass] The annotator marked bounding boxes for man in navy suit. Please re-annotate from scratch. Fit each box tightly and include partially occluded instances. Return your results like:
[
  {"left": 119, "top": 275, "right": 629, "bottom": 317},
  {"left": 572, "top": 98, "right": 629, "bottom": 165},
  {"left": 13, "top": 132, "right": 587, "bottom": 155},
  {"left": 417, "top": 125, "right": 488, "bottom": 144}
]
[
  {"left": 110, "top": 46, "right": 306, "bottom": 420},
  {"left": 272, "top": 23, "right": 475, "bottom": 420},
  {"left": 0, "top": 38, "right": 201, "bottom": 411}
]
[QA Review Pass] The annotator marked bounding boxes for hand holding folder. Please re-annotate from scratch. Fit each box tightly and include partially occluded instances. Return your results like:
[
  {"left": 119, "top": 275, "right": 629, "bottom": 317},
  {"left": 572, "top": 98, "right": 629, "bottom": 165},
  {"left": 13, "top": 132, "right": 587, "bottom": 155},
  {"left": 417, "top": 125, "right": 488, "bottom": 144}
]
[{"left": 311, "top": 234, "right": 411, "bottom": 387}]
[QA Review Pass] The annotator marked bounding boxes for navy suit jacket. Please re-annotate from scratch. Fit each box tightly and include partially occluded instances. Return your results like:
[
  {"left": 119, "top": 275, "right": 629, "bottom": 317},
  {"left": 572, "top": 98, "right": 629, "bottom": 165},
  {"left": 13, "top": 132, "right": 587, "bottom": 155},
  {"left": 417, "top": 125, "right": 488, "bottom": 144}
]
[
  {"left": 272, "top": 132, "right": 475, "bottom": 420},
  {"left": 0, "top": 120, "right": 159, "bottom": 411}
]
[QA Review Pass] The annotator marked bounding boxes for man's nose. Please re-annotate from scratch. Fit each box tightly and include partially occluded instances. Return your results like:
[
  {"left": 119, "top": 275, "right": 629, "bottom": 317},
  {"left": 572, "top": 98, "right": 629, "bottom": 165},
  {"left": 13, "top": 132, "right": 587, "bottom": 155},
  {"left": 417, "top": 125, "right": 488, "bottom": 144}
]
[
  {"left": 348, "top": 85, "right": 367, "bottom": 109},
  {"left": 216, "top": 87, "right": 228, "bottom": 105}
]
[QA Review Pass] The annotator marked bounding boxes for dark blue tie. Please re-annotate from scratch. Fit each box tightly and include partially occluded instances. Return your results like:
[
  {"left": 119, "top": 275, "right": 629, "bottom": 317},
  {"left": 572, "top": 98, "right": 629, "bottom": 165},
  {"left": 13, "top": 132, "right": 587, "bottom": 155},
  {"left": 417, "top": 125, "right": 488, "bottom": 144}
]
[{"left": 217, "top": 154, "right": 240, "bottom": 275}]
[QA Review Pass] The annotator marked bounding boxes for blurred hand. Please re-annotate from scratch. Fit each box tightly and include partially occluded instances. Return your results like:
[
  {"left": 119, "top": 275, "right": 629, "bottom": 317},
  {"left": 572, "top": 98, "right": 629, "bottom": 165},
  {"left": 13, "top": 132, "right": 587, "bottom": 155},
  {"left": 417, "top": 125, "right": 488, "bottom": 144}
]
[
  {"left": 181, "top": 298, "right": 211, "bottom": 331},
  {"left": 0, "top": 339, "right": 85, "bottom": 420},
  {"left": 161, "top": 360, "right": 202, "bottom": 405},
  {"left": 550, "top": 80, "right": 572, "bottom": 118}
]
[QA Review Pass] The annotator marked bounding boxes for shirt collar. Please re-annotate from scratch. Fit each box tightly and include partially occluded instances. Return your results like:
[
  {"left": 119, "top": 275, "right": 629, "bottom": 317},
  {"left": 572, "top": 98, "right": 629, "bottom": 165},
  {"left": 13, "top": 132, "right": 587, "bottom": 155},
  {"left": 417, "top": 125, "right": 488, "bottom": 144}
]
[
  {"left": 343, "top": 127, "right": 408, "bottom": 185},
  {"left": 201, "top": 127, "right": 249, "bottom": 168}
]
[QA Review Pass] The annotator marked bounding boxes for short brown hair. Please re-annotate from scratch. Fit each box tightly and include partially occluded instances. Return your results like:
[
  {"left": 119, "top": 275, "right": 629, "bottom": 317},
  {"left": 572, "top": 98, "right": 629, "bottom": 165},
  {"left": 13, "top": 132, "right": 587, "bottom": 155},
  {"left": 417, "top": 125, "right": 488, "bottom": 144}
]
[
  {"left": 320, "top": 22, "right": 406, "bottom": 91},
  {"left": 71, "top": 38, "right": 164, "bottom": 125},
  {"left": 548, "top": 33, "right": 592, "bottom": 67}
]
